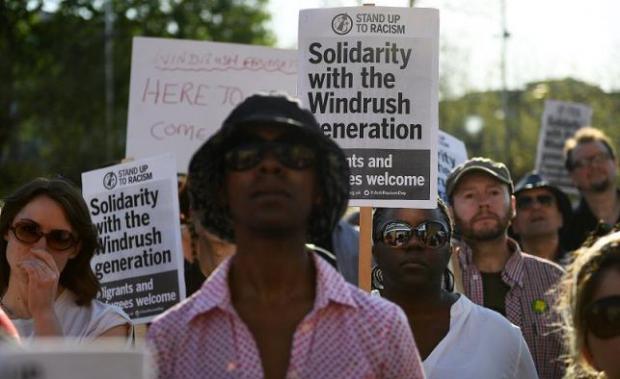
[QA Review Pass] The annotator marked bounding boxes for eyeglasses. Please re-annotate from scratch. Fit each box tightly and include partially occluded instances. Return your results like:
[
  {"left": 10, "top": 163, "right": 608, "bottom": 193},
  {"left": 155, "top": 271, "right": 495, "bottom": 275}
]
[
  {"left": 375, "top": 221, "right": 450, "bottom": 249},
  {"left": 584, "top": 295, "right": 620, "bottom": 339},
  {"left": 516, "top": 194, "right": 555, "bottom": 210},
  {"left": 225, "top": 138, "right": 316, "bottom": 171},
  {"left": 572, "top": 152, "right": 611, "bottom": 170},
  {"left": 9, "top": 220, "right": 78, "bottom": 251}
]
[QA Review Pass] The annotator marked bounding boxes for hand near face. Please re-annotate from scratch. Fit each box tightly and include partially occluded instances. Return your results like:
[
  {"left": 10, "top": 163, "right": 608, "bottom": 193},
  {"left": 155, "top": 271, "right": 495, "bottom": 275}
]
[{"left": 18, "top": 248, "right": 60, "bottom": 317}]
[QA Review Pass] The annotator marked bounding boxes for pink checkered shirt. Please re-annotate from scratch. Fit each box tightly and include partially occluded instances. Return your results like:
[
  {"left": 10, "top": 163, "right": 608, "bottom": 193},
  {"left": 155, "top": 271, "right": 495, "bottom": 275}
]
[
  {"left": 454, "top": 238, "right": 566, "bottom": 379},
  {"left": 147, "top": 253, "right": 425, "bottom": 379}
]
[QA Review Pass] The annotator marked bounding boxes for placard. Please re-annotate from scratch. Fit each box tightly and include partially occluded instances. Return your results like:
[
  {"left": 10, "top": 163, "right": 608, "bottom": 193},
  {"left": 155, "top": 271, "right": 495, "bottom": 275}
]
[
  {"left": 298, "top": 7, "right": 439, "bottom": 208},
  {"left": 438, "top": 130, "right": 468, "bottom": 202},
  {"left": 535, "top": 99, "right": 592, "bottom": 196},
  {"left": 125, "top": 37, "right": 297, "bottom": 172},
  {"left": 82, "top": 154, "right": 184, "bottom": 324}
]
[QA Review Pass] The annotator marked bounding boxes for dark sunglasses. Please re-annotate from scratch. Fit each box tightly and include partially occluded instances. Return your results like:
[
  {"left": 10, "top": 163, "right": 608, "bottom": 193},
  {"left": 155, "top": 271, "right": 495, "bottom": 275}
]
[
  {"left": 516, "top": 194, "right": 554, "bottom": 210},
  {"left": 376, "top": 221, "right": 450, "bottom": 249},
  {"left": 225, "top": 138, "right": 316, "bottom": 171},
  {"left": 9, "top": 220, "right": 78, "bottom": 251},
  {"left": 584, "top": 295, "right": 620, "bottom": 339}
]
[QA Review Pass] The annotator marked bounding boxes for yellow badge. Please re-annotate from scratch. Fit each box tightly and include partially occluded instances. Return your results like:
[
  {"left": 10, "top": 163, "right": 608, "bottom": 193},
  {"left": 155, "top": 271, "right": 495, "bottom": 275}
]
[{"left": 532, "top": 299, "right": 547, "bottom": 314}]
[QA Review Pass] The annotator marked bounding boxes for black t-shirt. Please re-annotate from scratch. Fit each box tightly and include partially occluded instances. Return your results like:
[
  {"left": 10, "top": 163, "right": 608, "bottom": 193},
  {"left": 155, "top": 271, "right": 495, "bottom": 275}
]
[
  {"left": 563, "top": 190, "right": 620, "bottom": 251},
  {"left": 481, "top": 272, "right": 510, "bottom": 316}
]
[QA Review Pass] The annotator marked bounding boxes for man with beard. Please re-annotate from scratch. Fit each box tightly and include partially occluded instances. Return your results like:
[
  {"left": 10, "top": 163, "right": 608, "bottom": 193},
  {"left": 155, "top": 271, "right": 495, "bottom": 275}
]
[
  {"left": 446, "top": 157, "right": 565, "bottom": 379},
  {"left": 563, "top": 127, "right": 620, "bottom": 251}
]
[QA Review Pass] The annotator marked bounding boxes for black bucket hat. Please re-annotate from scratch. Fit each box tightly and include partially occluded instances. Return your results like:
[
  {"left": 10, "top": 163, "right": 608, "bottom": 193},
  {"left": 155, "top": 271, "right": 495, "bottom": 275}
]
[
  {"left": 514, "top": 171, "right": 573, "bottom": 222},
  {"left": 188, "top": 92, "right": 351, "bottom": 243}
]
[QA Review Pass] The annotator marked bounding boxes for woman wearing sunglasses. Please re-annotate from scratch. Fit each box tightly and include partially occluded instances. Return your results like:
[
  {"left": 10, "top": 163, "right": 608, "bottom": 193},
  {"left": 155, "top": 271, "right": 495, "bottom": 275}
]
[
  {"left": 0, "top": 178, "right": 131, "bottom": 341},
  {"left": 372, "top": 199, "right": 537, "bottom": 378},
  {"left": 557, "top": 229, "right": 620, "bottom": 378}
]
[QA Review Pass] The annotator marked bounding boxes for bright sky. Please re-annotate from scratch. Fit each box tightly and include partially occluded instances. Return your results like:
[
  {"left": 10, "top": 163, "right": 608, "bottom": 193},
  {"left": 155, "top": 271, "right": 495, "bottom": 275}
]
[{"left": 267, "top": 0, "right": 620, "bottom": 94}]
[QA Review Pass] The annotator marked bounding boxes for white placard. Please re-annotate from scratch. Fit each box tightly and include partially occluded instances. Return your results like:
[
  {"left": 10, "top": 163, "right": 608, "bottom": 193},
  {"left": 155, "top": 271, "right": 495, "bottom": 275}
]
[
  {"left": 298, "top": 7, "right": 439, "bottom": 208},
  {"left": 535, "top": 99, "right": 592, "bottom": 196},
  {"left": 438, "top": 130, "right": 468, "bottom": 202},
  {"left": 125, "top": 37, "right": 297, "bottom": 172},
  {"left": 0, "top": 342, "right": 151, "bottom": 379},
  {"left": 82, "top": 154, "right": 184, "bottom": 324}
]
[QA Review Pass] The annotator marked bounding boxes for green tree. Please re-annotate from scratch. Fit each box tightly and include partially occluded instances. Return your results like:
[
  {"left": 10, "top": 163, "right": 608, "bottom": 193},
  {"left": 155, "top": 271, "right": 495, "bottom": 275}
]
[
  {"left": 440, "top": 78, "right": 620, "bottom": 181},
  {"left": 0, "top": 0, "right": 274, "bottom": 195}
]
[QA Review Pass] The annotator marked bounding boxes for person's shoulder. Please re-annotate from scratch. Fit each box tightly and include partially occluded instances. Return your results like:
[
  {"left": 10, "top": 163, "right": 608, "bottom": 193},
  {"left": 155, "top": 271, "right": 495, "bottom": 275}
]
[
  {"left": 463, "top": 297, "right": 523, "bottom": 340},
  {"left": 345, "top": 284, "right": 403, "bottom": 319},
  {"left": 148, "top": 289, "right": 205, "bottom": 333},
  {"left": 521, "top": 251, "right": 565, "bottom": 277}
]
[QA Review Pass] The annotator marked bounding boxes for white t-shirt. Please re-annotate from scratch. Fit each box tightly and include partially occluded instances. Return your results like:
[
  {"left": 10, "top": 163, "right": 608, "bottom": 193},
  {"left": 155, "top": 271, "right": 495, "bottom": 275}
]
[
  {"left": 423, "top": 295, "right": 538, "bottom": 379},
  {"left": 12, "top": 289, "right": 131, "bottom": 342}
]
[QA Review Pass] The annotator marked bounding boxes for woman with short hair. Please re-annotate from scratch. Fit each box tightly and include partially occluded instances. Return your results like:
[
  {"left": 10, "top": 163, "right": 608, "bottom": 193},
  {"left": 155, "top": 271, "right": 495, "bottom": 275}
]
[{"left": 372, "top": 199, "right": 537, "bottom": 378}]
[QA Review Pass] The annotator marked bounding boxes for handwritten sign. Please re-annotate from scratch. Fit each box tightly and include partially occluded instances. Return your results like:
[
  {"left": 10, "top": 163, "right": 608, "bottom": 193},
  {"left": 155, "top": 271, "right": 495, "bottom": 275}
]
[
  {"left": 125, "top": 37, "right": 297, "bottom": 172},
  {"left": 535, "top": 99, "right": 592, "bottom": 196},
  {"left": 82, "top": 154, "right": 184, "bottom": 324},
  {"left": 298, "top": 7, "right": 439, "bottom": 208}
]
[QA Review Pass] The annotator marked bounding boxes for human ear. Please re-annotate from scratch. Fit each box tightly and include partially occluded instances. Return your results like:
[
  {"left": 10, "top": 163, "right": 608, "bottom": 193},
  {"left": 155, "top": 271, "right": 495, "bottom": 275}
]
[{"left": 510, "top": 194, "right": 517, "bottom": 219}]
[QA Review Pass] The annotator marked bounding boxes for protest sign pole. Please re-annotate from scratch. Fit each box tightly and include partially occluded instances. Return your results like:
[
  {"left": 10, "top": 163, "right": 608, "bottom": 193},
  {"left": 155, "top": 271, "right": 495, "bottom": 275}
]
[
  {"left": 358, "top": 207, "right": 373, "bottom": 291},
  {"left": 355, "top": 3, "right": 374, "bottom": 293}
]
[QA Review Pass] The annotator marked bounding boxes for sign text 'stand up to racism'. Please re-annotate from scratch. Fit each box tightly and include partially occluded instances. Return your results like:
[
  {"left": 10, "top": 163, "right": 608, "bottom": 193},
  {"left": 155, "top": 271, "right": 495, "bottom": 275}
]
[
  {"left": 535, "top": 99, "right": 592, "bottom": 196},
  {"left": 125, "top": 37, "right": 297, "bottom": 173},
  {"left": 298, "top": 7, "right": 439, "bottom": 208},
  {"left": 82, "top": 154, "right": 185, "bottom": 324}
]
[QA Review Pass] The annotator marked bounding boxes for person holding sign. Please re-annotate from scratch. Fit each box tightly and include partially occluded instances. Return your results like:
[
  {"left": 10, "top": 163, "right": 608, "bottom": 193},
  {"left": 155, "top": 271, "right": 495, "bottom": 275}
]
[
  {"left": 372, "top": 199, "right": 537, "bottom": 378},
  {"left": 446, "top": 158, "right": 565, "bottom": 379},
  {"left": 510, "top": 172, "right": 573, "bottom": 265},
  {"left": 147, "top": 93, "right": 424, "bottom": 378},
  {"left": 563, "top": 127, "right": 620, "bottom": 251},
  {"left": 0, "top": 178, "right": 132, "bottom": 341}
]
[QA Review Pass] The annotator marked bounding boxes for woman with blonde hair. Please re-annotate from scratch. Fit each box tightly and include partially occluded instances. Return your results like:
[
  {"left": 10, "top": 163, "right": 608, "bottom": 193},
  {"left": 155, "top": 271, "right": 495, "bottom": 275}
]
[{"left": 557, "top": 228, "right": 620, "bottom": 378}]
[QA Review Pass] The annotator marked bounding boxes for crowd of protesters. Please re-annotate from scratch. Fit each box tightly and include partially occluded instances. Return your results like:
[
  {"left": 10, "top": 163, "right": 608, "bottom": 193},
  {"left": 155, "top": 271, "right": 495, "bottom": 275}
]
[{"left": 0, "top": 93, "right": 619, "bottom": 379}]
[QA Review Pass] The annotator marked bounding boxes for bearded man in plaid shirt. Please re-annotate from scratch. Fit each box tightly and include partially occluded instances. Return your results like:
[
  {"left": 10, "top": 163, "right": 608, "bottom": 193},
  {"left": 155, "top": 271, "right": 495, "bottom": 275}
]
[{"left": 446, "top": 157, "right": 566, "bottom": 379}]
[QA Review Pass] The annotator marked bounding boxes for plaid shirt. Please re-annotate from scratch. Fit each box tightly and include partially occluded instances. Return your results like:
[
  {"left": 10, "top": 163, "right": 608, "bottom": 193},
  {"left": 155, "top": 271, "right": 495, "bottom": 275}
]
[
  {"left": 147, "top": 253, "right": 424, "bottom": 379},
  {"left": 454, "top": 238, "right": 566, "bottom": 379}
]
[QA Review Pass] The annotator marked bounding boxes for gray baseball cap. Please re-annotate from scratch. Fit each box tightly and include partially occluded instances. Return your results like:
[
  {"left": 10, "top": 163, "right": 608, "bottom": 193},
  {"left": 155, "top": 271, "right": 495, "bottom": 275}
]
[{"left": 446, "top": 157, "right": 514, "bottom": 199}]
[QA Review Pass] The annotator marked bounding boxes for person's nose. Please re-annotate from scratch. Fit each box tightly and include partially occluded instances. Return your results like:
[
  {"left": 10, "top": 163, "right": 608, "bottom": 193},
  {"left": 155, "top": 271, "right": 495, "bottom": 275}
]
[
  {"left": 258, "top": 150, "right": 284, "bottom": 174},
  {"left": 31, "top": 234, "right": 49, "bottom": 250}
]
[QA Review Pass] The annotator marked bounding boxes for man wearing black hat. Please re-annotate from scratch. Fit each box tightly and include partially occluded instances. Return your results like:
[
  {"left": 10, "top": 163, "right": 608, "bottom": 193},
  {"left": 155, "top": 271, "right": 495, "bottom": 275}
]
[
  {"left": 446, "top": 157, "right": 565, "bottom": 379},
  {"left": 146, "top": 93, "right": 423, "bottom": 378},
  {"left": 510, "top": 172, "right": 573, "bottom": 265}
]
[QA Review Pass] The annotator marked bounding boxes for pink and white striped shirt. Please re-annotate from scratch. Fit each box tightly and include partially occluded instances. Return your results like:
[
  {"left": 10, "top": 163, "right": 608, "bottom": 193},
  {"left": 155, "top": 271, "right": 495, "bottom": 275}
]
[{"left": 147, "top": 253, "right": 425, "bottom": 379}]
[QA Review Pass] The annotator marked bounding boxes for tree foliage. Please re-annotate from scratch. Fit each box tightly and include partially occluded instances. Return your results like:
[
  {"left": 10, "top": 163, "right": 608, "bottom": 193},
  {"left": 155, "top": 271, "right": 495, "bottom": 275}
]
[
  {"left": 439, "top": 78, "right": 620, "bottom": 182},
  {"left": 0, "top": 0, "right": 274, "bottom": 195}
]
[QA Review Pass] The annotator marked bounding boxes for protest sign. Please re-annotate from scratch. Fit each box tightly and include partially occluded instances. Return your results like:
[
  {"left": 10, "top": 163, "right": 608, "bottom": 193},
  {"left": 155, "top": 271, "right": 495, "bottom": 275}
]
[
  {"left": 298, "top": 7, "right": 439, "bottom": 208},
  {"left": 0, "top": 341, "right": 151, "bottom": 379},
  {"left": 535, "top": 99, "right": 592, "bottom": 196},
  {"left": 438, "top": 130, "right": 468, "bottom": 201},
  {"left": 82, "top": 154, "right": 184, "bottom": 324},
  {"left": 125, "top": 37, "right": 297, "bottom": 172}
]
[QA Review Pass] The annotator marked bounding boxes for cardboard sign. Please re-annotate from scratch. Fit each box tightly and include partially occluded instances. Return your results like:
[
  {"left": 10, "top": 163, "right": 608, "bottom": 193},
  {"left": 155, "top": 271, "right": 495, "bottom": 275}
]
[
  {"left": 0, "top": 341, "right": 151, "bottom": 379},
  {"left": 125, "top": 37, "right": 297, "bottom": 172},
  {"left": 298, "top": 7, "right": 439, "bottom": 208},
  {"left": 535, "top": 99, "right": 592, "bottom": 196},
  {"left": 82, "top": 154, "right": 184, "bottom": 324},
  {"left": 438, "top": 130, "right": 468, "bottom": 202}
]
